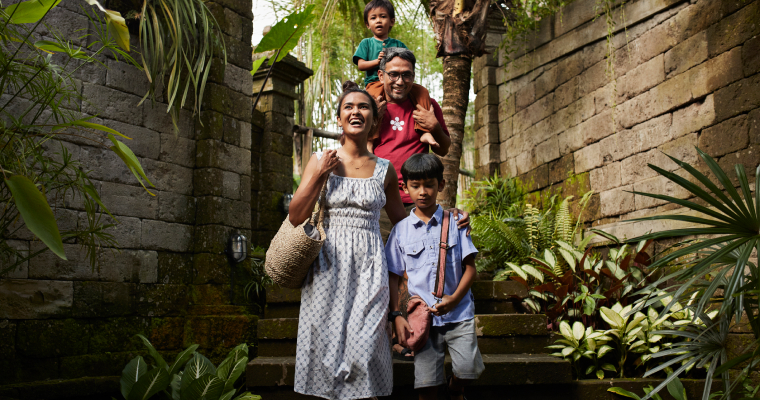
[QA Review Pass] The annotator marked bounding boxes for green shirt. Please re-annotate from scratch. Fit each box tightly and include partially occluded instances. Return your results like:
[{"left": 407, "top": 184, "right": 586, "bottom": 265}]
[{"left": 353, "top": 37, "right": 408, "bottom": 85}]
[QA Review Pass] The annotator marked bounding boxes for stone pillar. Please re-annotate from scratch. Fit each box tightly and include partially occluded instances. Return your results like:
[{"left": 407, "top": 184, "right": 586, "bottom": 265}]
[
  {"left": 251, "top": 55, "right": 313, "bottom": 247},
  {"left": 473, "top": 13, "right": 507, "bottom": 179}
]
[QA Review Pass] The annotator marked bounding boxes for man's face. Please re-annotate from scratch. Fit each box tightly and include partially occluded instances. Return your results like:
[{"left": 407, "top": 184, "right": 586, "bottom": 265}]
[{"left": 378, "top": 56, "right": 414, "bottom": 103}]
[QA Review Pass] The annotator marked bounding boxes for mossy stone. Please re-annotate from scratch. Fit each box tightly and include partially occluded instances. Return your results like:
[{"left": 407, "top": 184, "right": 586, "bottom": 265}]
[
  {"left": 183, "top": 315, "right": 257, "bottom": 362},
  {"left": 89, "top": 317, "right": 150, "bottom": 353},
  {"left": 59, "top": 352, "right": 137, "bottom": 379},
  {"left": 148, "top": 317, "right": 186, "bottom": 351},
  {"left": 17, "top": 319, "right": 90, "bottom": 358}
]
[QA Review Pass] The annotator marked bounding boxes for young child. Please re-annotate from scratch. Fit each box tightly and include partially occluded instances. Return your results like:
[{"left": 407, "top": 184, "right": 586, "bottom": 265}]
[
  {"left": 352, "top": 0, "right": 437, "bottom": 147},
  {"left": 385, "top": 153, "right": 484, "bottom": 400}
]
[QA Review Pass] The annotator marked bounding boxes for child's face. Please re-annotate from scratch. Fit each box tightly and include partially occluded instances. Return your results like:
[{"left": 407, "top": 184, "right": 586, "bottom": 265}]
[
  {"left": 365, "top": 7, "right": 394, "bottom": 38},
  {"left": 403, "top": 177, "right": 445, "bottom": 210}
]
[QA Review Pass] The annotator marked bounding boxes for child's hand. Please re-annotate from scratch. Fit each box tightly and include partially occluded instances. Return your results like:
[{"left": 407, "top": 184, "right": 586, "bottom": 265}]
[
  {"left": 429, "top": 294, "right": 459, "bottom": 316},
  {"left": 394, "top": 316, "right": 413, "bottom": 348},
  {"left": 378, "top": 51, "right": 385, "bottom": 61}
]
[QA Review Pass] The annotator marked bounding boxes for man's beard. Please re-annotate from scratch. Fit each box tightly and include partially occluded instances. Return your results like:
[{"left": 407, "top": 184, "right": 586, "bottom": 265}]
[{"left": 386, "top": 83, "right": 408, "bottom": 101}]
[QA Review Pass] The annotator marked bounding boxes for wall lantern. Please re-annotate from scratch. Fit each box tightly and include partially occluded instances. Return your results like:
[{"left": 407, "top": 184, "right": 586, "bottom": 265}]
[{"left": 227, "top": 233, "right": 248, "bottom": 263}]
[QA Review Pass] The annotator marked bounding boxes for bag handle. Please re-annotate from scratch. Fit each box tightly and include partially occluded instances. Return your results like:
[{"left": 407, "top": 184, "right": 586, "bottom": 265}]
[
  {"left": 310, "top": 178, "right": 329, "bottom": 232},
  {"left": 433, "top": 211, "right": 451, "bottom": 302}
]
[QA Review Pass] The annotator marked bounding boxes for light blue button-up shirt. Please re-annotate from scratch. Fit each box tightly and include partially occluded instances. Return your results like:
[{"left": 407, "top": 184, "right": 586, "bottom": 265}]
[{"left": 385, "top": 205, "right": 478, "bottom": 327}]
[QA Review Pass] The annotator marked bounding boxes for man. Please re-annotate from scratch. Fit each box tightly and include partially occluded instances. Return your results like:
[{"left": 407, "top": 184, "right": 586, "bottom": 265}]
[{"left": 371, "top": 47, "right": 452, "bottom": 240}]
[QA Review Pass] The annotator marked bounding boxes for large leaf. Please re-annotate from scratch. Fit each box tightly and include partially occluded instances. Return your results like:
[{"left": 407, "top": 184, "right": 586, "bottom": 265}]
[
  {"left": 168, "top": 344, "right": 198, "bottom": 376},
  {"left": 217, "top": 355, "right": 247, "bottom": 394},
  {"left": 181, "top": 373, "right": 224, "bottom": 400},
  {"left": 600, "top": 307, "right": 625, "bottom": 329},
  {"left": 250, "top": 56, "right": 267, "bottom": 76},
  {"left": 53, "top": 118, "right": 132, "bottom": 139},
  {"left": 4, "top": 0, "right": 61, "bottom": 23},
  {"left": 666, "top": 375, "right": 686, "bottom": 400},
  {"left": 182, "top": 353, "right": 216, "bottom": 394},
  {"left": 121, "top": 356, "right": 148, "bottom": 399},
  {"left": 135, "top": 334, "right": 168, "bottom": 371},
  {"left": 127, "top": 367, "right": 171, "bottom": 400},
  {"left": 108, "top": 134, "right": 155, "bottom": 195},
  {"left": 254, "top": 4, "right": 316, "bottom": 62},
  {"left": 5, "top": 175, "right": 66, "bottom": 259}
]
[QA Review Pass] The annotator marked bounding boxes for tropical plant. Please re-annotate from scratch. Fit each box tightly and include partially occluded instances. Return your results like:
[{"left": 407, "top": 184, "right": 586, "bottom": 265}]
[
  {"left": 119, "top": 334, "right": 259, "bottom": 400},
  {"left": 608, "top": 375, "right": 691, "bottom": 400},
  {"left": 0, "top": 0, "right": 150, "bottom": 276},
  {"left": 462, "top": 171, "right": 527, "bottom": 220},
  {"left": 626, "top": 148, "right": 760, "bottom": 399},
  {"left": 87, "top": 0, "right": 226, "bottom": 130},
  {"left": 547, "top": 320, "right": 615, "bottom": 379},
  {"left": 244, "top": 245, "right": 274, "bottom": 298},
  {"left": 251, "top": 4, "right": 317, "bottom": 111}
]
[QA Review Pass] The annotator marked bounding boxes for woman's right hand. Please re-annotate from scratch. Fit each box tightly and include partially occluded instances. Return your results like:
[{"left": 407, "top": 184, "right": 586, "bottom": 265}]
[{"left": 317, "top": 149, "right": 341, "bottom": 178}]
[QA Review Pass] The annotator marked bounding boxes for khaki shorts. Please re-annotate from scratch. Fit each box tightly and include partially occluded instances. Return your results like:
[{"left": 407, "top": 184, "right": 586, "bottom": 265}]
[{"left": 413, "top": 318, "right": 485, "bottom": 388}]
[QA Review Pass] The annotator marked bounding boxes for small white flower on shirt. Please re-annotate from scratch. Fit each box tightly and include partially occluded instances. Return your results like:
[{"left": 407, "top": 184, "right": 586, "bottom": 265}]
[{"left": 390, "top": 117, "right": 404, "bottom": 131}]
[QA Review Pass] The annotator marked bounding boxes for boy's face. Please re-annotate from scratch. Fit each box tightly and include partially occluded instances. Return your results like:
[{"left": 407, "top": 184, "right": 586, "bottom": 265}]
[
  {"left": 366, "top": 6, "right": 394, "bottom": 38},
  {"left": 403, "top": 177, "right": 445, "bottom": 210}
]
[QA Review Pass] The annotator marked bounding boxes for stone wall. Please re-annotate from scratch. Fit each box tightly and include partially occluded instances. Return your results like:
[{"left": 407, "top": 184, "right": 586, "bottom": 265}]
[
  {"left": 0, "top": 2, "right": 309, "bottom": 398},
  {"left": 472, "top": 0, "right": 760, "bottom": 238}
]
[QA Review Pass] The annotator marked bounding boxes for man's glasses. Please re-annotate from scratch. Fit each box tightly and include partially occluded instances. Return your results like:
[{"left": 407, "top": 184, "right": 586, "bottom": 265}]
[{"left": 382, "top": 70, "right": 414, "bottom": 82}]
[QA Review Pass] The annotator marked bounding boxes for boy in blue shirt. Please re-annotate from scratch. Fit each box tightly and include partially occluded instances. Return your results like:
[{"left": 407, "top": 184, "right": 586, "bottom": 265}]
[
  {"left": 386, "top": 153, "right": 484, "bottom": 400},
  {"left": 353, "top": 0, "right": 437, "bottom": 147}
]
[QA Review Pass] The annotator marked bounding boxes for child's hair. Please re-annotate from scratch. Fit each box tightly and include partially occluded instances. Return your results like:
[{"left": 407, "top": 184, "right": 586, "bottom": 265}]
[
  {"left": 363, "top": 0, "right": 395, "bottom": 25},
  {"left": 401, "top": 153, "right": 444, "bottom": 183},
  {"left": 337, "top": 81, "right": 378, "bottom": 145}
]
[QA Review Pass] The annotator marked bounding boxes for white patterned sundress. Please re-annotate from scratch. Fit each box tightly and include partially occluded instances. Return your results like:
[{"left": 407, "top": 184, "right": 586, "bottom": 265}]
[{"left": 294, "top": 152, "right": 393, "bottom": 400}]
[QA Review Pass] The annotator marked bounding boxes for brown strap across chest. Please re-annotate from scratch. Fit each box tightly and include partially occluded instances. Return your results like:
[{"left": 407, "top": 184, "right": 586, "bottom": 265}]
[{"left": 433, "top": 211, "right": 451, "bottom": 301}]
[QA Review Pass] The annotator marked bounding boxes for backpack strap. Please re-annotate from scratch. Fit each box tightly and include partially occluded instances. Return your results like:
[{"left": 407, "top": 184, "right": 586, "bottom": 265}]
[{"left": 433, "top": 211, "right": 451, "bottom": 302}]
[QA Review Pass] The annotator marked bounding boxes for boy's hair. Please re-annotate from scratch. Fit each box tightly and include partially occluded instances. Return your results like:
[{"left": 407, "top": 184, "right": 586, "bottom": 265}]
[
  {"left": 401, "top": 153, "right": 444, "bottom": 183},
  {"left": 363, "top": 0, "right": 395, "bottom": 25}
]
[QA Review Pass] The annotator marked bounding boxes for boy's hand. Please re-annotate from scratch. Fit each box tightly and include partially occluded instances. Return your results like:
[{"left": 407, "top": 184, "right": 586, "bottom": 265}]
[
  {"left": 429, "top": 294, "right": 459, "bottom": 316},
  {"left": 378, "top": 51, "right": 385, "bottom": 61},
  {"left": 375, "top": 95, "right": 387, "bottom": 124},
  {"left": 394, "top": 317, "right": 413, "bottom": 348}
]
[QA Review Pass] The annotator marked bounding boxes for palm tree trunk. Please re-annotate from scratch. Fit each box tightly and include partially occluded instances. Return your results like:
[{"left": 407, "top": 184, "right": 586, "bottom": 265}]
[{"left": 439, "top": 55, "right": 471, "bottom": 208}]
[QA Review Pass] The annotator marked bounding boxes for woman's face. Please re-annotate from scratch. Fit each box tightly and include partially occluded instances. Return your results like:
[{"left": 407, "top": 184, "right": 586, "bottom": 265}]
[{"left": 337, "top": 92, "right": 374, "bottom": 138}]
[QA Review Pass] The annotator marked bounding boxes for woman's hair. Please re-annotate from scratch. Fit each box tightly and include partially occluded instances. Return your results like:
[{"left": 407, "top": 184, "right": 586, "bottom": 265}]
[
  {"left": 401, "top": 153, "right": 444, "bottom": 183},
  {"left": 337, "top": 81, "right": 378, "bottom": 145}
]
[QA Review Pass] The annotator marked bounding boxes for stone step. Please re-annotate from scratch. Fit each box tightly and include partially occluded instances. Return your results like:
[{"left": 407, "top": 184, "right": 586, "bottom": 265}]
[
  {"left": 256, "top": 314, "right": 553, "bottom": 357},
  {"left": 247, "top": 354, "right": 571, "bottom": 389},
  {"left": 250, "top": 384, "right": 574, "bottom": 400}
]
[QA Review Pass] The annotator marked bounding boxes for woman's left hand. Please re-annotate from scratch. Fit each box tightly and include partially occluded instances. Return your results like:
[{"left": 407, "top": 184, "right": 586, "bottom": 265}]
[{"left": 446, "top": 208, "right": 471, "bottom": 236}]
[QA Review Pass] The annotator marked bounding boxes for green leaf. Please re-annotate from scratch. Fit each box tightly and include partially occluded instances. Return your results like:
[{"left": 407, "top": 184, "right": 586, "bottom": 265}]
[
  {"left": 250, "top": 56, "right": 267, "bottom": 76},
  {"left": 220, "top": 390, "right": 236, "bottom": 400},
  {"left": 5, "top": 175, "right": 66, "bottom": 259},
  {"left": 507, "top": 262, "right": 527, "bottom": 280},
  {"left": 521, "top": 264, "right": 544, "bottom": 283},
  {"left": 544, "top": 249, "right": 556, "bottom": 267},
  {"left": 168, "top": 344, "right": 198, "bottom": 376},
  {"left": 666, "top": 375, "right": 687, "bottom": 400},
  {"left": 601, "top": 363, "right": 616, "bottom": 372},
  {"left": 217, "top": 355, "right": 247, "bottom": 393},
  {"left": 232, "top": 394, "right": 262, "bottom": 400},
  {"left": 608, "top": 387, "right": 641, "bottom": 399},
  {"left": 83, "top": 184, "right": 114, "bottom": 219},
  {"left": 135, "top": 334, "right": 167, "bottom": 371},
  {"left": 108, "top": 134, "right": 155, "bottom": 195},
  {"left": 121, "top": 356, "right": 148, "bottom": 399},
  {"left": 182, "top": 353, "right": 216, "bottom": 394},
  {"left": 105, "top": 10, "right": 129, "bottom": 52},
  {"left": 4, "top": 0, "right": 61, "bottom": 23},
  {"left": 53, "top": 118, "right": 132, "bottom": 139},
  {"left": 181, "top": 373, "right": 224, "bottom": 400},
  {"left": 127, "top": 367, "right": 171, "bottom": 400},
  {"left": 254, "top": 4, "right": 316, "bottom": 60},
  {"left": 600, "top": 307, "right": 625, "bottom": 329},
  {"left": 598, "top": 345, "right": 613, "bottom": 357},
  {"left": 572, "top": 321, "right": 585, "bottom": 341},
  {"left": 559, "top": 321, "right": 573, "bottom": 341},
  {"left": 596, "top": 369, "right": 604, "bottom": 380},
  {"left": 558, "top": 248, "right": 576, "bottom": 271}
]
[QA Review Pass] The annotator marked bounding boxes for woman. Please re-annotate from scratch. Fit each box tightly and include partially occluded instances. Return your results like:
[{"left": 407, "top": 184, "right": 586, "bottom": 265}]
[{"left": 288, "top": 81, "right": 407, "bottom": 399}]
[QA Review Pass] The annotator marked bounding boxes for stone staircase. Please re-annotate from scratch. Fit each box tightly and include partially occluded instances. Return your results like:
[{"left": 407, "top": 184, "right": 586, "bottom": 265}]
[{"left": 246, "top": 281, "right": 572, "bottom": 399}]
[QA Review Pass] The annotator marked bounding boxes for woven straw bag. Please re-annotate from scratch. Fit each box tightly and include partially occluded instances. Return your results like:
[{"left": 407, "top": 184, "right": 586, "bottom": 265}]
[{"left": 265, "top": 180, "right": 328, "bottom": 289}]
